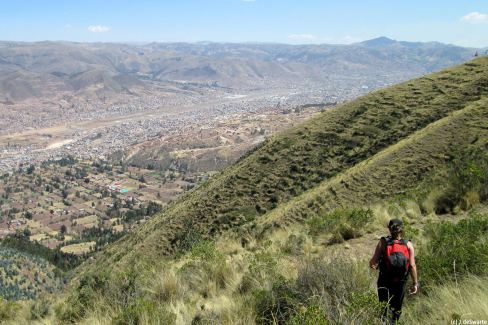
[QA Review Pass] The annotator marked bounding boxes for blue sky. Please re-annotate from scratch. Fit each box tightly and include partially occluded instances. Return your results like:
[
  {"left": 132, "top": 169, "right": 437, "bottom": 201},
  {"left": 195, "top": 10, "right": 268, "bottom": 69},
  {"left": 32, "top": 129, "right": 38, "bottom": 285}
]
[{"left": 1, "top": 0, "right": 488, "bottom": 47}]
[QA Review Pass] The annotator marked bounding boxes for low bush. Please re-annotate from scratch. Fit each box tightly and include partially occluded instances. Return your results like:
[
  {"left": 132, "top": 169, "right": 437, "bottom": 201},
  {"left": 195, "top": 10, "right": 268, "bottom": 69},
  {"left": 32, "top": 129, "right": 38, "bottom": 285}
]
[
  {"left": 112, "top": 297, "right": 175, "bottom": 325},
  {"left": 307, "top": 208, "right": 373, "bottom": 243},
  {"left": 56, "top": 270, "right": 110, "bottom": 322},
  {"left": 172, "top": 219, "right": 203, "bottom": 252},
  {"left": 240, "top": 250, "right": 281, "bottom": 294},
  {"left": 253, "top": 278, "right": 300, "bottom": 325},
  {"left": 190, "top": 240, "right": 224, "bottom": 263},
  {"left": 435, "top": 147, "right": 488, "bottom": 214},
  {"left": 178, "top": 240, "right": 236, "bottom": 299},
  {"left": 30, "top": 298, "right": 51, "bottom": 320},
  {"left": 251, "top": 256, "right": 382, "bottom": 324},
  {"left": 287, "top": 304, "right": 329, "bottom": 325},
  {"left": 417, "top": 213, "right": 488, "bottom": 288},
  {"left": 56, "top": 265, "right": 145, "bottom": 322},
  {"left": 345, "top": 291, "right": 385, "bottom": 325},
  {"left": 281, "top": 233, "right": 306, "bottom": 255},
  {"left": 0, "top": 298, "right": 20, "bottom": 321}
]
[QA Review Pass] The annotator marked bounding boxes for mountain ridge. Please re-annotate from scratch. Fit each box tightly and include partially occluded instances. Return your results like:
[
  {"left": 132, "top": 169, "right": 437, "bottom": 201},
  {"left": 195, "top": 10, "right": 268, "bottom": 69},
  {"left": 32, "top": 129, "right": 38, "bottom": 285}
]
[{"left": 0, "top": 38, "right": 478, "bottom": 103}]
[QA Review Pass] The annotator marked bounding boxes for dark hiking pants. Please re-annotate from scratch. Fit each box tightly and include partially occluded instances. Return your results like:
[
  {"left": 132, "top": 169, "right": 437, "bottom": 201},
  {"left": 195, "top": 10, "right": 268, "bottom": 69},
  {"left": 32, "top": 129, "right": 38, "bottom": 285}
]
[{"left": 377, "top": 279, "right": 407, "bottom": 324}]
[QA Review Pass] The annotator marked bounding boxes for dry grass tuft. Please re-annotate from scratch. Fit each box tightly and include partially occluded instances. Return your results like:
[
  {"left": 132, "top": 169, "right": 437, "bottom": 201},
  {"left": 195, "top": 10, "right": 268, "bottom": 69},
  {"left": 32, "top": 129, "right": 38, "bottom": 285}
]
[
  {"left": 147, "top": 270, "right": 182, "bottom": 303},
  {"left": 404, "top": 276, "right": 488, "bottom": 324}
]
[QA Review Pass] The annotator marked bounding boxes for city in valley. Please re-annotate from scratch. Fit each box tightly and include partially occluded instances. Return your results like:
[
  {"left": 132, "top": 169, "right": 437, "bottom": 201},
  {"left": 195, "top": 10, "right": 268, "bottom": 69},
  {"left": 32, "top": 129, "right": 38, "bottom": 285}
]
[
  {"left": 1, "top": 1, "right": 487, "bottom": 322},
  {"left": 0, "top": 98, "right": 323, "bottom": 254},
  {"left": 0, "top": 86, "right": 342, "bottom": 173},
  {"left": 0, "top": 40, "right": 476, "bottom": 254}
]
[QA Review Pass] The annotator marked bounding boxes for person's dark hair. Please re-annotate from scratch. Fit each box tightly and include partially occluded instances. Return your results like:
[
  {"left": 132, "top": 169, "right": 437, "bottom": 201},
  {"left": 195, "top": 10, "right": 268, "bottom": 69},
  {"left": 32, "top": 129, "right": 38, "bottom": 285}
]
[{"left": 388, "top": 219, "right": 403, "bottom": 239}]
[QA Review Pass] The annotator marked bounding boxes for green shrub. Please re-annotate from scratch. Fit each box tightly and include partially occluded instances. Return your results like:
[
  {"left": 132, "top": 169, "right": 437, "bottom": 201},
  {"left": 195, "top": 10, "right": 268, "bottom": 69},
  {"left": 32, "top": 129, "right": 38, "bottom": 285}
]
[
  {"left": 30, "top": 298, "right": 51, "bottom": 320},
  {"left": 113, "top": 297, "right": 175, "bottom": 325},
  {"left": 402, "top": 218, "right": 420, "bottom": 241},
  {"left": 0, "top": 298, "right": 20, "bottom": 321},
  {"left": 418, "top": 213, "right": 488, "bottom": 288},
  {"left": 240, "top": 250, "right": 281, "bottom": 294},
  {"left": 56, "top": 271, "right": 108, "bottom": 322},
  {"left": 295, "top": 258, "right": 371, "bottom": 308},
  {"left": 253, "top": 278, "right": 300, "bottom": 325},
  {"left": 307, "top": 208, "right": 373, "bottom": 243},
  {"left": 295, "top": 257, "right": 384, "bottom": 324},
  {"left": 287, "top": 304, "right": 329, "bottom": 325},
  {"left": 173, "top": 219, "right": 203, "bottom": 252},
  {"left": 435, "top": 147, "right": 488, "bottom": 214},
  {"left": 252, "top": 256, "right": 381, "bottom": 325},
  {"left": 190, "top": 240, "right": 223, "bottom": 263},
  {"left": 345, "top": 291, "right": 385, "bottom": 325},
  {"left": 179, "top": 240, "right": 234, "bottom": 294},
  {"left": 57, "top": 266, "right": 142, "bottom": 322},
  {"left": 281, "top": 233, "right": 306, "bottom": 255}
]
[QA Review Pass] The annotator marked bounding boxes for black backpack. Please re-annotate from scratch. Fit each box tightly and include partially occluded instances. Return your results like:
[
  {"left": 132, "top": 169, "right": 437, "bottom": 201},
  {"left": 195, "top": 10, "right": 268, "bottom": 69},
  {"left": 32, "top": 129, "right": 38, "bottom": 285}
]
[{"left": 380, "top": 236, "right": 411, "bottom": 282}]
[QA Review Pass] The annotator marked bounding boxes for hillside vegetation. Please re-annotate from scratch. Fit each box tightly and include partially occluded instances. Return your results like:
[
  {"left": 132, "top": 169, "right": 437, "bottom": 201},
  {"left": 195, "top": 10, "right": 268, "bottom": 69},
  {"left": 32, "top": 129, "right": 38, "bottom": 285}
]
[
  {"left": 3, "top": 56, "right": 488, "bottom": 324},
  {"left": 99, "top": 55, "right": 488, "bottom": 263},
  {"left": 0, "top": 235, "right": 82, "bottom": 301},
  {"left": 0, "top": 246, "right": 61, "bottom": 301}
]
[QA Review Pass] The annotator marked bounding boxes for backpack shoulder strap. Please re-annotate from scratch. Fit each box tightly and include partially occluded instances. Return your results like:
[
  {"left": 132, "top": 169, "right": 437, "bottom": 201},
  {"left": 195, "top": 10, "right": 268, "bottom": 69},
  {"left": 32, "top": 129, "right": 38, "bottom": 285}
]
[
  {"left": 383, "top": 236, "right": 393, "bottom": 246},
  {"left": 400, "top": 239, "right": 409, "bottom": 245},
  {"left": 379, "top": 237, "right": 388, "bottom": 267}
]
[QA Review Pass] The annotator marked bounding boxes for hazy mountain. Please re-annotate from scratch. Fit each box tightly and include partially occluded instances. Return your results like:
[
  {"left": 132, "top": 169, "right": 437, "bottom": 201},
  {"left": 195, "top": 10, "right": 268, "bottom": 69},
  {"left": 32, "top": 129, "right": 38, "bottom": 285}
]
[{"left": 0, "top": 38, "right": 478, "bottom": 103}]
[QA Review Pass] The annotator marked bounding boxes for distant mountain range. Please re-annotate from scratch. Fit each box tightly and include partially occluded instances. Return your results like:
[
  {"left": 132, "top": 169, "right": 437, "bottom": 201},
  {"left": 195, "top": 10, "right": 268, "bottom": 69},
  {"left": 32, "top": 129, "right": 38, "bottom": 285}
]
[{"left": 0, "top": 37, "right": 478, "bottom": 103}]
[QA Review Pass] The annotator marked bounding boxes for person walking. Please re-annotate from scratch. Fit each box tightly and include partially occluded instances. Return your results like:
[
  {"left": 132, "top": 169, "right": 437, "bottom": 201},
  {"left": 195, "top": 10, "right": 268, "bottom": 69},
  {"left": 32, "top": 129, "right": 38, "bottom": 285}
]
[{"left": 369, "top": 219, "right": 418, "bottom": 324}]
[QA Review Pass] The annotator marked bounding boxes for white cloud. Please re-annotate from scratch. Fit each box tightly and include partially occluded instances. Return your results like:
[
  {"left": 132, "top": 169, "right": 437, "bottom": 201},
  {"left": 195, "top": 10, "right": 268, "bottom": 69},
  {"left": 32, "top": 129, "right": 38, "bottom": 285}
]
[
  {"left": 342, "top": 35, "right": 361, "bottom": 44},
  {"left": 461, "top": 12, "right": 488, "bottom": 23},
  {"left": 88, "top": 25, "right": 111, "bottom": 33},
  {"left": 288, "top": 34, "right": 317, "bottom": 41}
]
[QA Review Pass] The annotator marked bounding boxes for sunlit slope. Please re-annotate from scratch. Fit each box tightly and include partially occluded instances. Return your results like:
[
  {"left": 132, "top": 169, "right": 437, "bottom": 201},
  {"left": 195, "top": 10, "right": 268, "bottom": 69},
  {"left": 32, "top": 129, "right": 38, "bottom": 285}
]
[
  {"left": 89, "top": 56, "right": 488, "bottom": 269},
  {"left": 0, "top": 247, "right": 61, "bottom": 301},
  {"left": 256, "top": 97, "right": 488, "bottom": 232}
]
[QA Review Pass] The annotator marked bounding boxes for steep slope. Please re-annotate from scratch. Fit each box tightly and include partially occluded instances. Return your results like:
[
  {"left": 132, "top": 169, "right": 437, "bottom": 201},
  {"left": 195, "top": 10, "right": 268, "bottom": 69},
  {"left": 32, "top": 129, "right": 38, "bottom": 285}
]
[
  {"left": 35, "top": 56, "right": 488, "bottom": 325},
  {"left": 0, "top": 247, "right": 61, "bottom": 301},
  {"left": 4, "top": 56, "right": 488, "bottom": 325},
  {"left": 257, "top": 96, "right": 488, "bottom": 230},
  {"left": 89, "top": 56, "right": 488, "bottom": 269}
]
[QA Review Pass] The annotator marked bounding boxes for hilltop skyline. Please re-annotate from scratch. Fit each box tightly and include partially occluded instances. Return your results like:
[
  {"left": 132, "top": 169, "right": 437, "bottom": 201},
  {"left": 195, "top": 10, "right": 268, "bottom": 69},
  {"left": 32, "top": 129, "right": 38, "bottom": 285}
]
[{"left": 1, "top": 0, "right": 488, "bottom": 47}]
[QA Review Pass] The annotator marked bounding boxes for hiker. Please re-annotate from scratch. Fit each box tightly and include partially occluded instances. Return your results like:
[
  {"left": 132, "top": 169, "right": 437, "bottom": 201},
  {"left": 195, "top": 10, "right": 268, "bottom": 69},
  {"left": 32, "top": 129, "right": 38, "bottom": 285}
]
[{"left": 369, "top": 219, "right": 418, "bottom": 323}]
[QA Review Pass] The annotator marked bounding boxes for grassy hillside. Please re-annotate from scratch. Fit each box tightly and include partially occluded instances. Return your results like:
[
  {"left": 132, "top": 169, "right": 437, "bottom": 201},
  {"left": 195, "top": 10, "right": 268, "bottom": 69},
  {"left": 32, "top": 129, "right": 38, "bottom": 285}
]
[
  {"left": 256, "top": 96, "right": 488, "bottom": 231},
  {"left": 3, "top": 57, "right": 488, "bottom": 324},
  {"left": 0, "top": 247, "right": 62, "bottom": 301},
  {"left": 0, "top": 235, "right": 84, "bottom": 302},
  {"left": 97, "top": 55, "right": 488, "bottom": 265}
]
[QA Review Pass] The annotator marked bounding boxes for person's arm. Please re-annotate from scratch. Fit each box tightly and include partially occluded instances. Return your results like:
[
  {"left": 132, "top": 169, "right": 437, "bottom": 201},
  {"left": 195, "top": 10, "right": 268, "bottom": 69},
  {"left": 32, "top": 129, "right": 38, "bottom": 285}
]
[
  {"left": 369, "top": 238, "right": 384, "bottom": 269},
  {"left": 407, "top": 241, "right": 419, "bottom": 294}
]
